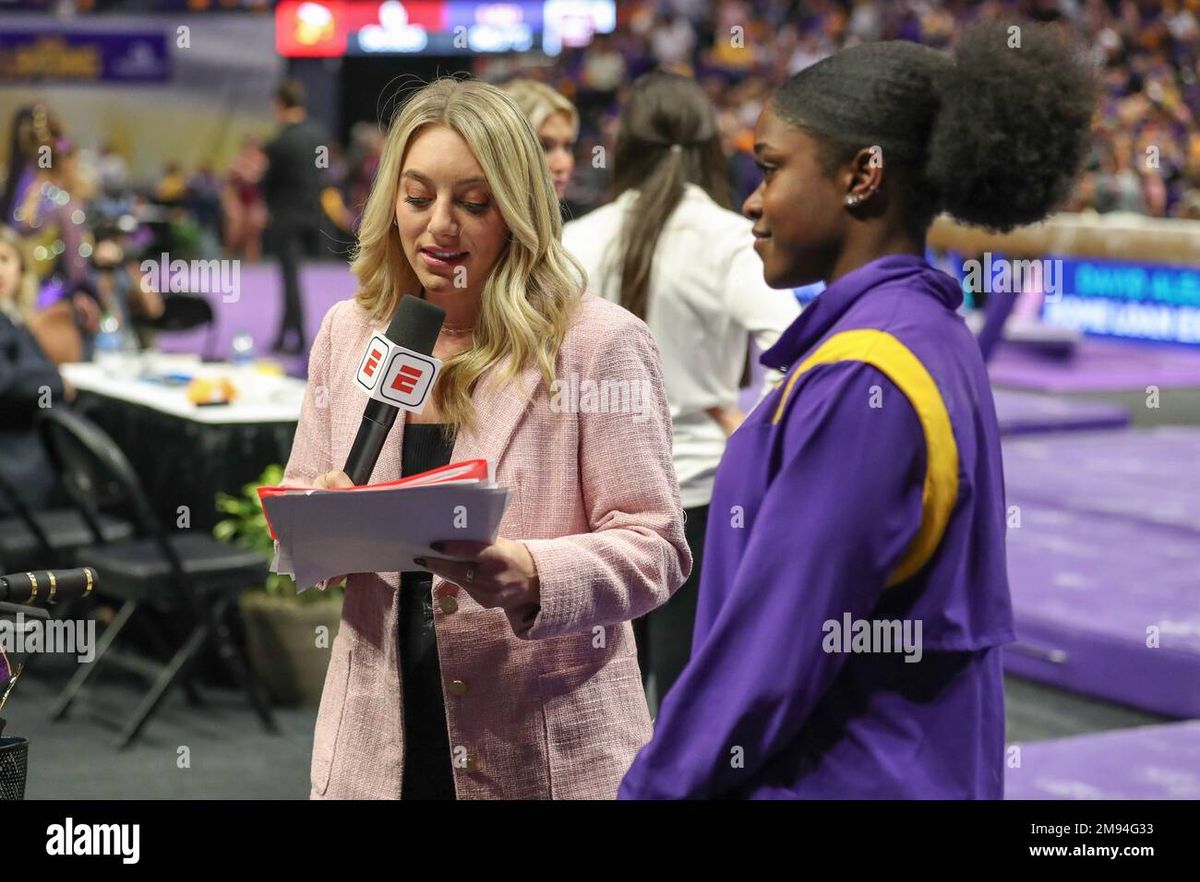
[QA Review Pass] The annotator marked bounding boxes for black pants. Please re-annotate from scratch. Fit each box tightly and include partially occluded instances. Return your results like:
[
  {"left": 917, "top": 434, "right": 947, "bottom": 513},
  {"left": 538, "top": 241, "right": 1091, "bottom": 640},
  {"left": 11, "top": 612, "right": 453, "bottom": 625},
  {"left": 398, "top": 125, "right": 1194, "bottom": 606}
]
[
  {"left": 269, "top": 221, "right": 318, "bottom": 351},
  {"left": 635, "top": 503, "right": 709, "bottom": 717},
  {"left": 398, "top": 573, "right": 457, "bottom": 800}
]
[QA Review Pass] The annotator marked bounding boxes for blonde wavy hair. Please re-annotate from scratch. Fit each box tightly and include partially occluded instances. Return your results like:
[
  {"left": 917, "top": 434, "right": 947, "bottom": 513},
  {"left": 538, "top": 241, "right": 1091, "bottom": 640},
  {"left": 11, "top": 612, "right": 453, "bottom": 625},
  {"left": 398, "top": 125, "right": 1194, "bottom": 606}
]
[
  {"left": 350, "top": 77, "right": 586, "bottom": 433},
  {"left": 499, "top": 79, "right": 580, "bottom": 137},
  {"left": 0, "top": 225, "right": 40, "bottom": 324}
]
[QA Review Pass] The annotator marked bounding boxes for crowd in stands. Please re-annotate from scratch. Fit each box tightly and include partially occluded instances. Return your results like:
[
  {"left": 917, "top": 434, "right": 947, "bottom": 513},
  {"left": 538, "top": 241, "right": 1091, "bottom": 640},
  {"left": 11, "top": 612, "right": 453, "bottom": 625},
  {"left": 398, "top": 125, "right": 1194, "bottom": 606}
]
[
  {"left": 487, "top": 0, "right": 1200, "bottom": 219},
  {"left": 3, "top": 0, "right": 1197, "bottom": 336}
]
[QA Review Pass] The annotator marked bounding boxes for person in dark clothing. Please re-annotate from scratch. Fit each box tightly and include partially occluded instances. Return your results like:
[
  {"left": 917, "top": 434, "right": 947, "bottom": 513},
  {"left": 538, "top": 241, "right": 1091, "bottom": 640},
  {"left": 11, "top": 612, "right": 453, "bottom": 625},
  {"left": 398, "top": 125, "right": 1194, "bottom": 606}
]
[
  {"left": 0, "top": 225, "right": 69, "bottom": 519},
  {"left": 262, "top": 79, "right": 327, "bottom": 355}
]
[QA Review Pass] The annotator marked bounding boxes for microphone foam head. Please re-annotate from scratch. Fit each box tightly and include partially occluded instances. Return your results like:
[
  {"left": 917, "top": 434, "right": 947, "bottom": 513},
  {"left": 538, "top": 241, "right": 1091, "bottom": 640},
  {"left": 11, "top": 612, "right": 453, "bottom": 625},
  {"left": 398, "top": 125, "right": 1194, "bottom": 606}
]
[{"left": 387, "top": 294, "right": 446, "bottom": 355}]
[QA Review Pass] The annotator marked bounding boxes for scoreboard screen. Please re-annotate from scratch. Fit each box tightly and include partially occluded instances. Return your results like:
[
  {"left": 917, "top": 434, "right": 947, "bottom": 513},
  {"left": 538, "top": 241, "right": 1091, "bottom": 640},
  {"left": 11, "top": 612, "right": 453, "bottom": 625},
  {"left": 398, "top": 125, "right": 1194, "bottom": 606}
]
[{"left": 276, "top": 0, "right": 616, "bottom": 57}]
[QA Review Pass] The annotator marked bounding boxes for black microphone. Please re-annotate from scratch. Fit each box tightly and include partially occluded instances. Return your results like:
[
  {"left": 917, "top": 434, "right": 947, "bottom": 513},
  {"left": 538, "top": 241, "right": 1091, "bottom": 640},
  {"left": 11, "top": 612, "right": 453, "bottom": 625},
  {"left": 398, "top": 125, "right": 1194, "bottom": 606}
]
[
  {"left": 344, "top": 294, "right": 445, "bottom": 485},
  {"left": 0, "top": 567, "right": 98, "bottom": 606}
]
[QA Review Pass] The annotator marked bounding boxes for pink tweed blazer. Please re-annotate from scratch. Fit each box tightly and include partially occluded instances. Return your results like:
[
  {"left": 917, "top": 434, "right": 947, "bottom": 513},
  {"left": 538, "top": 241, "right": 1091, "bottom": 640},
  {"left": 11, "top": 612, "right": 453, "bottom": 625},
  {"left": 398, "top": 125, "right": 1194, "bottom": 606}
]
[{"left": 281, "top": 292, "right": 690, "bottom": 799}]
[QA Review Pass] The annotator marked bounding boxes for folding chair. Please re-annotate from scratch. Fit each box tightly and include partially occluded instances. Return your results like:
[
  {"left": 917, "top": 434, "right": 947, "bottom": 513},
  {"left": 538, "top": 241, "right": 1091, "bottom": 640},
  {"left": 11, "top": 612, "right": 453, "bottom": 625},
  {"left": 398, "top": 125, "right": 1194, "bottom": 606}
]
[
  {"left": 38, "top": 408, "right": 277, "bottom": 747},
  {"left": 0, "top": 465, "right": 134, "bottom": 573}
]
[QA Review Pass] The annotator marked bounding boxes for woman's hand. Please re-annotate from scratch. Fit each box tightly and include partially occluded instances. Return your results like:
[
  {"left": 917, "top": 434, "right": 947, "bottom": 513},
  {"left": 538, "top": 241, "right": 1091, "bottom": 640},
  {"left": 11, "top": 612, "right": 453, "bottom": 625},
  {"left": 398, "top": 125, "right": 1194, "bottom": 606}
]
[
  {"left": 417, "top": 538, "right": 541, "bottom": 629},
  {"left": 313, "top": 469, "right": 353, "bottom": 490},
  {"left": 308, "top": 469, "right": 353, "bottom": 588}
]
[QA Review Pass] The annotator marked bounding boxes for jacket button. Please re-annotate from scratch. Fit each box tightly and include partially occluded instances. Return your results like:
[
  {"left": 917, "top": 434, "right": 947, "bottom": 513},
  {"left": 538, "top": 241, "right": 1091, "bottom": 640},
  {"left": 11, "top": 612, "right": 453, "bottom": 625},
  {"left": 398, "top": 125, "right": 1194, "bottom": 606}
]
[
  {"left": 438, "top": 595, "right": 458, "bottom": 614},
  {"left": 448, "top": 679, "right": 468, "bottom": 696},
  {"left": 464, "top": 757, "right": 481, "bottom": 773}
]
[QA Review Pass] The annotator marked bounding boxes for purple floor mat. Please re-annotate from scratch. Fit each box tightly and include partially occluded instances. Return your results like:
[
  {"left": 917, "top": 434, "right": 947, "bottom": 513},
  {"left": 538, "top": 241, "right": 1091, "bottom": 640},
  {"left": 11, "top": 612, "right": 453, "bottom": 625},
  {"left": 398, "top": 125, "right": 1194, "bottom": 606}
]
[
  {"left": 1004, "top": 502, "right": 1200, "bottom": 717},
  {"left": 993, "top": 390, "right": 1131, "bottom": 436},
  {"left": 1006, "top": 721, "right": 1200, "bottom": 799},
  {"left": 989, "top": 337, "right": 1200, "bottom": 393},
  {"left": 1003, "top": 427, "right": 1200, "bottom": 534}
]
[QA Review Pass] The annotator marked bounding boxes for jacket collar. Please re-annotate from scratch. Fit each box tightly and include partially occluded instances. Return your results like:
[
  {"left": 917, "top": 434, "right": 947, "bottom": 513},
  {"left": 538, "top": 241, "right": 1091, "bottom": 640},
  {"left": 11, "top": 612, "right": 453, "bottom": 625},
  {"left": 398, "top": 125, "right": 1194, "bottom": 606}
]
[{"left": 762, "top": 253, "right": 962, "bottom": 370}]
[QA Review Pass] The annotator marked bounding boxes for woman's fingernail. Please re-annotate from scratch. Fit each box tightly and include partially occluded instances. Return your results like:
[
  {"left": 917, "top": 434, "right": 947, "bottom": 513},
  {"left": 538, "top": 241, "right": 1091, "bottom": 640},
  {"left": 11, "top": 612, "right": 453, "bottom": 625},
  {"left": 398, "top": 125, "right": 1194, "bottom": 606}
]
[
  {"left": 414, "top": 557, "right": 427, "bottom": 567},
  {"left": 430, "top": 541, "right": 445, "bottom": 553}
]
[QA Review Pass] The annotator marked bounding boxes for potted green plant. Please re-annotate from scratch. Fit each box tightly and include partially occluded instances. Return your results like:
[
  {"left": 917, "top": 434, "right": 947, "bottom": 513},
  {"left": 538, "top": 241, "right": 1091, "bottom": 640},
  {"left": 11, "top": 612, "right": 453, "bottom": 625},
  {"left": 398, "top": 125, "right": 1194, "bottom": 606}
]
[{"left": 214, "top": 464, "right": 343, "bottom": 708}]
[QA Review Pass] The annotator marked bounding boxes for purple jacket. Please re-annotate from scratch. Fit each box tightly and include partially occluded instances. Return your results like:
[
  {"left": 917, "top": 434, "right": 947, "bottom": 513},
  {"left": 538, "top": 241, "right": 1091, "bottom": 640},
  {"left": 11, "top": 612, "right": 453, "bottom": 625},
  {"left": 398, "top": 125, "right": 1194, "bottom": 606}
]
[{"left": 620, "top": 254, "right": 1015, "bottom": 799}]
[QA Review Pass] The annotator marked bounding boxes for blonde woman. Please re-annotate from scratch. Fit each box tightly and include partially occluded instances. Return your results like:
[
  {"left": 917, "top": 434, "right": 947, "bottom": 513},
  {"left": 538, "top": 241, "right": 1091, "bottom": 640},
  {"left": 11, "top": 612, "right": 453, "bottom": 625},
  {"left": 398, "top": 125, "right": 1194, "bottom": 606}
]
[
  {"left": 279, "top": 78, "right": 690, "bottom": 800},
  {"left": 0, "top": 225, "right": 38, "bottom": 324},
  {"left": 499, "top": 79, "right": 578, "bottom": 200},
  {"left": 0, "top": 225, "right": 70, "bottom": 516}
]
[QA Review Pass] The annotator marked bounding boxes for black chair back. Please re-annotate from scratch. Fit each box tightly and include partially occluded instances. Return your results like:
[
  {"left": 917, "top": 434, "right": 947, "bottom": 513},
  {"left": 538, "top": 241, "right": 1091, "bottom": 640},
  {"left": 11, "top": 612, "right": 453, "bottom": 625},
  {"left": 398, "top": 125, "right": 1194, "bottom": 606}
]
[
  {"left": 153, "top": 293, "right": 214, "bottom": 332},
  {"left": 36, "top": 410, "right": 170, "bottom": 560},
  {"left": 149, "top": 294, "right": 219, "bottom": 360}
]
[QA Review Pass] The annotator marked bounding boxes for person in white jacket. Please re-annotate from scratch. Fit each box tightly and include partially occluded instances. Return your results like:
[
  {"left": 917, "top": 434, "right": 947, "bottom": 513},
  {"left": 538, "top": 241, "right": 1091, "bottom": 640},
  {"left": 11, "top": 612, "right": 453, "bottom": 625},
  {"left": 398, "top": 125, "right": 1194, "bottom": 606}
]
[{"left": 563, "top": 71, "right": 800, "bottom": 715}]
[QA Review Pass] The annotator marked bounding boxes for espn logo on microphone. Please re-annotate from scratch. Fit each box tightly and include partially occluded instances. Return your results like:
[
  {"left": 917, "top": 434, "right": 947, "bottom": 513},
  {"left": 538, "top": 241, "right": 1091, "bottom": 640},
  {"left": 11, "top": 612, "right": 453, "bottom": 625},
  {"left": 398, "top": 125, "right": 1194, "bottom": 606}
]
[
  {"left": 357, "top": 335, "right": 389, "bottom": 387},
  {"left": 355, "top": 333, "right": 441, "bottom": 411}
]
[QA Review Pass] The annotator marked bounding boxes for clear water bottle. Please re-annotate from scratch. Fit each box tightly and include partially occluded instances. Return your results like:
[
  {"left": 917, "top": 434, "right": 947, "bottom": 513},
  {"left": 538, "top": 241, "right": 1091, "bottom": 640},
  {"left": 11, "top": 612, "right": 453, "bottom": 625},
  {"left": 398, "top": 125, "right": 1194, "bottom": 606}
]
[
  {"left": 94, "top": 312, "right": 123, "bottom": 368},
  {"left": 231, "top": 329, "right": 256, "bottom": 366}
]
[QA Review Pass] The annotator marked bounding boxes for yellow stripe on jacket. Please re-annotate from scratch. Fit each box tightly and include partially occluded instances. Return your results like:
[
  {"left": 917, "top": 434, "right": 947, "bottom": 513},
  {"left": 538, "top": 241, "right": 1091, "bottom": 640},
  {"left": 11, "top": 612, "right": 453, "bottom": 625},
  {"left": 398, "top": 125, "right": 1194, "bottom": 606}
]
[{"left": 772, "top": 329, "right": 959, "bottom": 586}]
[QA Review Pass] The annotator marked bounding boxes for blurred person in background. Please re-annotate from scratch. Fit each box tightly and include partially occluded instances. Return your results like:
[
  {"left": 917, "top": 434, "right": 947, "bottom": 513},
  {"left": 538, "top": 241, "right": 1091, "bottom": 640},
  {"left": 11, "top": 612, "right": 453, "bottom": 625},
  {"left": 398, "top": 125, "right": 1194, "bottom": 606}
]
[
  {"left": 185, "top": 163, "right": 224, "bottom": 255},
  {"left": 563, "top": 130, "right": 610, "bottom": 212},
  {"left": 0, "top": 224, "right": 72, "bottom": 518},
  {"left": 86, "top": 226, "right": 165, "bottom": 356},
  {"left": 1, "top": 104, "right": 61, "bottom": 228},
  {"left": 650, "top": 7, "right": 698, "bottom": 70},
  {"left": 15, "top": 140, "right": 90, "bottom": 286},
  {"left": 500, "top": 79, "right": 579, "bottom": 202},
  {"left": 706, "top": 0, "right": 761, "bottom": 72},
  {"left": 563, "top": 71, "right": 799, "bottom": 714},
  {"left": 576, "top": 31, "right": 628, "bottom": 116},
  {"left": 1174, "top": 134, "right": 1200, "bottom": 217},
  {"left": 94, "top": 140, "right": 129, "bottom": 195},
  {"left": 718, "top": 94, "right": 765, "bottom": 207},
  {"left": 10, "top": 135, "right": 99, "bottom": 364},
  {"left": 261, "top": 79, "right": 328, "bottom": 355},
  {"left": 1095, "top": 134, "right": 1146, "bottom": 212},
  {"left": 155, "top": 161, "right": 188, "bottom": 203},
  {"left": 345, "top": 122, "right": 384, "bottom": 226},
  {"left": 316, "top": 142, "right": 359, "bottom": 252},
  {"left": 222, "top": 135, "right": 269, "bottom": 263},
  {"left": 91, "top": 158, "right": 137, "bottom": 226}
]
